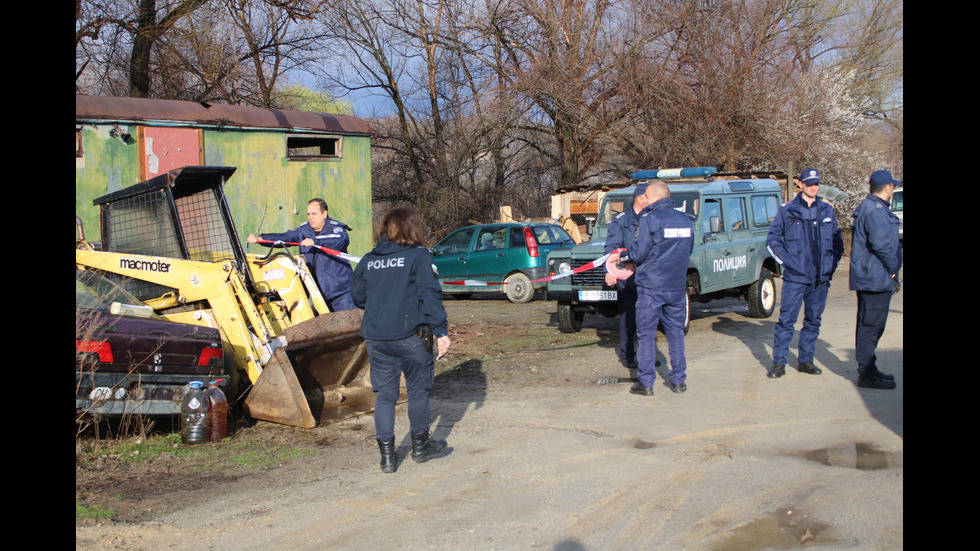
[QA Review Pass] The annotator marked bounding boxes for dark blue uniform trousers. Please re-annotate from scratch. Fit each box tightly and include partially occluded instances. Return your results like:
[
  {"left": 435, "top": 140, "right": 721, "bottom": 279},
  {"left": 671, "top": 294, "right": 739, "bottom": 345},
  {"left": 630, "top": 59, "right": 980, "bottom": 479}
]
[
  {"left": 772, "top": 280, "right": 829, "bottom": 365},
  {"left": 636, "top": 288, "right": 687, "bottom": 388},
  {"left": 617, "top": 289, "right": 638, "bottom": 363},
  {"left": 366, "top": 337, "right": 434, "bottom": 440},
  {"left": 855, "top": 290, "right": 892, "bottom": 377}
]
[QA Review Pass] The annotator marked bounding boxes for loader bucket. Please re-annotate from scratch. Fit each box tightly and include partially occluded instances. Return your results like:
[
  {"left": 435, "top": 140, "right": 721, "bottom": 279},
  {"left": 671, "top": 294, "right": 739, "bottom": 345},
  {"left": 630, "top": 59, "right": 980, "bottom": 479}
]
[{"left": 244, "top": 309, "right": 377, "bottom": 428}]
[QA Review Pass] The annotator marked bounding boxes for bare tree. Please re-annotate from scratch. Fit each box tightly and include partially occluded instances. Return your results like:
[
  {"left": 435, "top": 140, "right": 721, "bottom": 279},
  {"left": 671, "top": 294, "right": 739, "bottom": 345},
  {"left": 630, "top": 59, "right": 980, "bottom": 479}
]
[
  {"left": 834, "top": 0, "right": 902, "bottom": 140},
  {"left": 77, "top": 0, "right": 137, "bottom": 95},
  {"left": 604, "top": 0, "right": 798, "bottom": 172},
  {"left": 315, "top": 0, "right": 511, "bottom": 231},
  {"left": 484, "top": 0, "right": 647, "bottom": 189},
  {"left": 76, "top": 0, "right": 333, "bottom": 106},
  {"left": 315, "top": 1, "right": 437, "bottom": 217},
  {"left": 781, "top": 0, "right": 848, "bottom": 75},
  {"left": 161, "top": 0, "right": 328, "bottom": 105},
  {"left": 128, "top": 0, "right": 212, "bottom": 97}
]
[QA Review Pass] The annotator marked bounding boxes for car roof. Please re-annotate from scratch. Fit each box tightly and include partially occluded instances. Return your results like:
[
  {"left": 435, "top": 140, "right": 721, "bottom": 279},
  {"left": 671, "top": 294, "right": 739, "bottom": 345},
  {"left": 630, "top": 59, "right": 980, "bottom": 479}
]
[{"left": 454, "top": 222, "right": 559, "bottom": 230}]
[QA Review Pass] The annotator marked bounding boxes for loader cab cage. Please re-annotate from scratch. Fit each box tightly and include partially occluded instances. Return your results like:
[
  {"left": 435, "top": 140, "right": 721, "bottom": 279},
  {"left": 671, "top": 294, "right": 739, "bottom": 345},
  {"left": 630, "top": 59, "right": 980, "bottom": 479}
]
[{"left": 94, "top": 166, "right": 252, "bottom": 301}]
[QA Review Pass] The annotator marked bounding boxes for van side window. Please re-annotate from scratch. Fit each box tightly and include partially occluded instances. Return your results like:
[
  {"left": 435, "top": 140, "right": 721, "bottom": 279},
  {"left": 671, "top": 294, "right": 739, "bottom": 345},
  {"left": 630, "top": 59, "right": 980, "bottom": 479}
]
[
  {"left": 703, "top": 199, "right": 723, "bottom": 234},
  {"left": 751, "top": 194, "right": 780, "bottom": 227},
  {"left": 727, "top": 197, "right": 747, "bottom": 231}
]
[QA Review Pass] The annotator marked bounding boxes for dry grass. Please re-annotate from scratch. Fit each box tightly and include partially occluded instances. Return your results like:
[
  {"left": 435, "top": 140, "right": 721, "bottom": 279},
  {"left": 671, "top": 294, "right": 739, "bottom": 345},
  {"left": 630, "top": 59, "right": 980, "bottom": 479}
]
[{"left": 75, "top": 306, "right": 164, "bottom": 449}]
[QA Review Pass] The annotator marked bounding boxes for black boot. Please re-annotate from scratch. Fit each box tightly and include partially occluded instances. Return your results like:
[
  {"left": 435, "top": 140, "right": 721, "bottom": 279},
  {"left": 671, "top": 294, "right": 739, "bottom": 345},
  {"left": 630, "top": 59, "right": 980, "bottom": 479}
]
[
  {"left": 377, "top": 437, "right": 397, "bottom": 473},
  {"left": 410, "top": 430, "right": 447, "bottom": 463}
]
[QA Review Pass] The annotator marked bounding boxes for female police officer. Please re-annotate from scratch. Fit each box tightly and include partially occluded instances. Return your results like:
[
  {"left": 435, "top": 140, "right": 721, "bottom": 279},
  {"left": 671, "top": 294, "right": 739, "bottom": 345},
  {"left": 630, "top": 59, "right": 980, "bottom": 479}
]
[{"left": 351, "top": 207, "right": 452, "bottom": 473}]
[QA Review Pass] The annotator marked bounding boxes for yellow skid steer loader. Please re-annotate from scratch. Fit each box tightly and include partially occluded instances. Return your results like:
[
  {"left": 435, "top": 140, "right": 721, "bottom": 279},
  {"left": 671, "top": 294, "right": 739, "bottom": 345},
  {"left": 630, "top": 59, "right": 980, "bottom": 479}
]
[{"left": 76, "top": 166, "right": 375, "bottom": 428}]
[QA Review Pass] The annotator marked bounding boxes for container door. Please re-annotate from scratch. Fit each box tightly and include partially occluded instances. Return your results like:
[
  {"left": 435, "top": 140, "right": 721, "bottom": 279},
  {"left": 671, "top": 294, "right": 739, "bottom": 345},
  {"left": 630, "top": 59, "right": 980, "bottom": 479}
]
[{"left": 137, "top": 127, "right": 204, "bottom": 180}]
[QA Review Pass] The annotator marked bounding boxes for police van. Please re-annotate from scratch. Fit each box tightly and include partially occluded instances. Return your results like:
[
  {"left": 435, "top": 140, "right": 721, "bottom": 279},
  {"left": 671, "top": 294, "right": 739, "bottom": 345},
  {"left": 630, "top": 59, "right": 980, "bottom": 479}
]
[
  {"left": 890, "top": 188, "right": 903, "bottom": 243},
  {"left": 545, "top": 168, "right": 783, "bottom": 333}
]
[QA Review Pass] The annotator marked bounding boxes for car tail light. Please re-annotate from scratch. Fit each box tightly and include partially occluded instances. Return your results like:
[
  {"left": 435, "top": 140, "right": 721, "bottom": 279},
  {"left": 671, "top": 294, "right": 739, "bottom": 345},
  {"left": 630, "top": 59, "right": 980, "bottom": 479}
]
[
  {"left": 76, "top": 340, "right": 114, "bottom": 363},
  {"left": 523, "top": 227, "right": 539, "bottom": 257},
  {"left": 198, "top": 347, "right": 224, "bottom": 367}
]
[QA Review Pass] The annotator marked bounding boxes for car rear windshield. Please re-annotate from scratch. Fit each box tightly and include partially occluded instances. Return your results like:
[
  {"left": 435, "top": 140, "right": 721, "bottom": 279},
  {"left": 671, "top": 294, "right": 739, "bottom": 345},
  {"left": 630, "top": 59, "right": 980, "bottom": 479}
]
[{"left": 532, "top": 225, "right": 571, "bottom": 244}]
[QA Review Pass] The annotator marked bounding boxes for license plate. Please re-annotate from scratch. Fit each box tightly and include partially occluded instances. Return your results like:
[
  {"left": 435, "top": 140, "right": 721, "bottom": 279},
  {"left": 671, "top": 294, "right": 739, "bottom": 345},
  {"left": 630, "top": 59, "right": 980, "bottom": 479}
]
[
  {"left": 88, "top": 387, "right": 126, "bottom": 401},
  {"left": 578, "top": 290, "right": 617, "bottom": 301}
]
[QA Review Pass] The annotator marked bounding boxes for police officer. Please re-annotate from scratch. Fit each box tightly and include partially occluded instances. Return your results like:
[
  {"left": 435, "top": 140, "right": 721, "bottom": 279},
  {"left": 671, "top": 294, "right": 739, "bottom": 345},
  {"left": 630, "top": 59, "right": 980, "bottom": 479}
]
[
  {"left": 765, "top": 168, "right": 844, "bottom": 378},
  {"left": 849, "top": 170, "right": 902, "bottom": 390},
  {"left": 604, "top": 184, "right": 649, "bottom": 369},
  {"left": 613, "top": 181, "right": 694, "bottom": 396},
  {"left": 248, "top": 198, "right": 356, "bottom": 311},
  {"left": 351, "top": 207, "right": 451, "bottom": 473}
]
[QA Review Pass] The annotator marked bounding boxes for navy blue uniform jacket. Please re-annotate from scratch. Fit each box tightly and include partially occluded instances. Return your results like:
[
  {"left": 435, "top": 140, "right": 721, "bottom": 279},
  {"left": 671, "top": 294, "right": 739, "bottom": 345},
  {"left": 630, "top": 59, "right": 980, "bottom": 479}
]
[
  {"left": 849, "top": 193, "right": 902, "bottom": 293},
  {"left": 628, "top": 198, "right": 694, "bottom": 291},
  {"left": 351, "top": 235, "right": 449, "bottom": 340},
  {"left": 766, "top": 194, "right": 843, "bottom": 285},
  {"left": 260, "top": 217, "right": 353, "bottom": 300}
]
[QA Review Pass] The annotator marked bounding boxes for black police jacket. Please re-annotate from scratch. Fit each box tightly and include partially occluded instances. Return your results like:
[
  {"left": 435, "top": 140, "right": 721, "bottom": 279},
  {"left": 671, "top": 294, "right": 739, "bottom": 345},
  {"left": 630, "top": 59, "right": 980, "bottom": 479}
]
[{"left": 351, "top": 234, "right": 449, "bottom": 340}]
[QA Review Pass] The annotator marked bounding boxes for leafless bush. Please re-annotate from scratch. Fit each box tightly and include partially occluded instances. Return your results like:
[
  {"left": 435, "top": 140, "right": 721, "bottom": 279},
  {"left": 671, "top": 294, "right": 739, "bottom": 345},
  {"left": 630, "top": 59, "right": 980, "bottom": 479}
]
[{"left": 75, "top": 306, "right": 161, "bottom": 449}]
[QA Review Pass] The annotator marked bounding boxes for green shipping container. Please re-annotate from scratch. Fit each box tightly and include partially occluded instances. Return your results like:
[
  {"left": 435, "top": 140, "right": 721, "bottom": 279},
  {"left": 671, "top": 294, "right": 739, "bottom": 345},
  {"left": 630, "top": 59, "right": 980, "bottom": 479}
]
[{"left": 75, "top": 95, "right": 373, "bottom": 259}]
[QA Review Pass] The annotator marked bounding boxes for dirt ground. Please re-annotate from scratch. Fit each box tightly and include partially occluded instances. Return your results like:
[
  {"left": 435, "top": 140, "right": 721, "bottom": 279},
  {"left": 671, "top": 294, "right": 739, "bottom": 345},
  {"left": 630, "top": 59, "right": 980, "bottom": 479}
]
[
  {"left": 75, "top": 292, "right": 624, "bottom": 525},
  {"left": 76, "top": 268, "right": 903, "bottom": 550}
]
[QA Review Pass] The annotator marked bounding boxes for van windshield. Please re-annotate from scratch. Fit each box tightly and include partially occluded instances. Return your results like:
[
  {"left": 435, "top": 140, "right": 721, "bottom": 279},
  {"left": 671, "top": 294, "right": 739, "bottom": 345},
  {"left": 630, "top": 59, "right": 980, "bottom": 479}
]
[
  {"left": 599, "top": 195, "right": 630, "bottom": 225},
  {"left": 670, "top": 192, "right": 699, "bottom": 219},
  {"left": 599, "top": 191, "right": 700, "bottom": 225}
]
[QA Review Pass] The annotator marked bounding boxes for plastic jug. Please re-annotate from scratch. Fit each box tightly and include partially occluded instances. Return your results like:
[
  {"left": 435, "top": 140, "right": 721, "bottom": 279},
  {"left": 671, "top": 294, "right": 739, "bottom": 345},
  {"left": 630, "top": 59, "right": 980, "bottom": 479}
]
[
  {"left": 180, "top": 381, "right": 210, "bottom": 444},
  {"left": 205, "top": 379, "right": 229, "bottom": 442}
]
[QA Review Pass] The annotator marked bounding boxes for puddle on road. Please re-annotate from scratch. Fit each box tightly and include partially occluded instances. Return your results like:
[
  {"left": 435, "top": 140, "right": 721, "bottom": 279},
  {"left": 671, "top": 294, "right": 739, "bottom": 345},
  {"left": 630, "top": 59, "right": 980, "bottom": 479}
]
[
  {"left": 631, "top": 438, "right": 656, "bottom": 449},
  {"left": 799, "top": 442, "right": 902, "bottom": 471},
  {"left": 713, "top": 506, "right": 833, "bottom": 551}
]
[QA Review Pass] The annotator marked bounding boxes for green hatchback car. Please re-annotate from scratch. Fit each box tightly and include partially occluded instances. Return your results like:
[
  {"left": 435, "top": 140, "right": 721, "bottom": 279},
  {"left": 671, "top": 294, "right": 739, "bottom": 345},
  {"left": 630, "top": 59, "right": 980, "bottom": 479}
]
[{"left": 432, "top": 222, "right": 574, "bottom": 303}]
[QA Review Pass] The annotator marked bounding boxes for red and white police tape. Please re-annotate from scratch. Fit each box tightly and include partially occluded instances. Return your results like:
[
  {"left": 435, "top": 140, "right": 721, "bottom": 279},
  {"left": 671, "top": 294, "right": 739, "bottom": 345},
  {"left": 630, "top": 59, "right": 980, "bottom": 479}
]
[
  {"left": 442, "top": 248, "right": 626, "bottom": 286},
  {"left": 254, "top": 239, "right": 363, "bottom": 264},
  {"left": 253, "top": 240, "right": 628, "bottom": 285},
  {"left": 604, "top": 252, "right": 635, "bottom": 280}
]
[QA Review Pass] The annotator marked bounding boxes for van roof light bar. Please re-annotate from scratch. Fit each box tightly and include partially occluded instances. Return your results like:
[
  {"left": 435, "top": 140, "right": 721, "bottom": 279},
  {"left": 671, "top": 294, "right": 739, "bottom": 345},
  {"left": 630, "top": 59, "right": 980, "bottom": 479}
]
[{"left": 630, "top": 167, "right": 717, "bottom": 180}]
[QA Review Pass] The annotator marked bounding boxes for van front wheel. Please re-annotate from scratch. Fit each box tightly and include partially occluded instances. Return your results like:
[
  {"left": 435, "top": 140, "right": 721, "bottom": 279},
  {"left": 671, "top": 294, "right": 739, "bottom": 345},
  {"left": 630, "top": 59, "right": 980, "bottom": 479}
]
[
  {"left": 558, "top": 301, "right": 584, "bottom": 333},
  {"left": 747, "top": 269, "right": 776, "bottom": 318}
]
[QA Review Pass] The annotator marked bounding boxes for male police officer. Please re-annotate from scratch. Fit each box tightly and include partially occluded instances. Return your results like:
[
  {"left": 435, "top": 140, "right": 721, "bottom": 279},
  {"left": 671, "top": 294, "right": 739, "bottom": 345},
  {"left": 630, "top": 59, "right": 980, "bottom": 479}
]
[
  {"left": 613, "top": 181, "right": 694, "bottom": 396},
  {"left": 604, "top": 184, "right": 649, "bottom": 369},
  {"left": 248, "top": 198, "right": 355, "bottom": 311},
  {"left": 849, "top": 170, "right": 902, "bottom": 390},
  {"left": 765, "top": 168, "right": 843, "bottom": 378}
]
